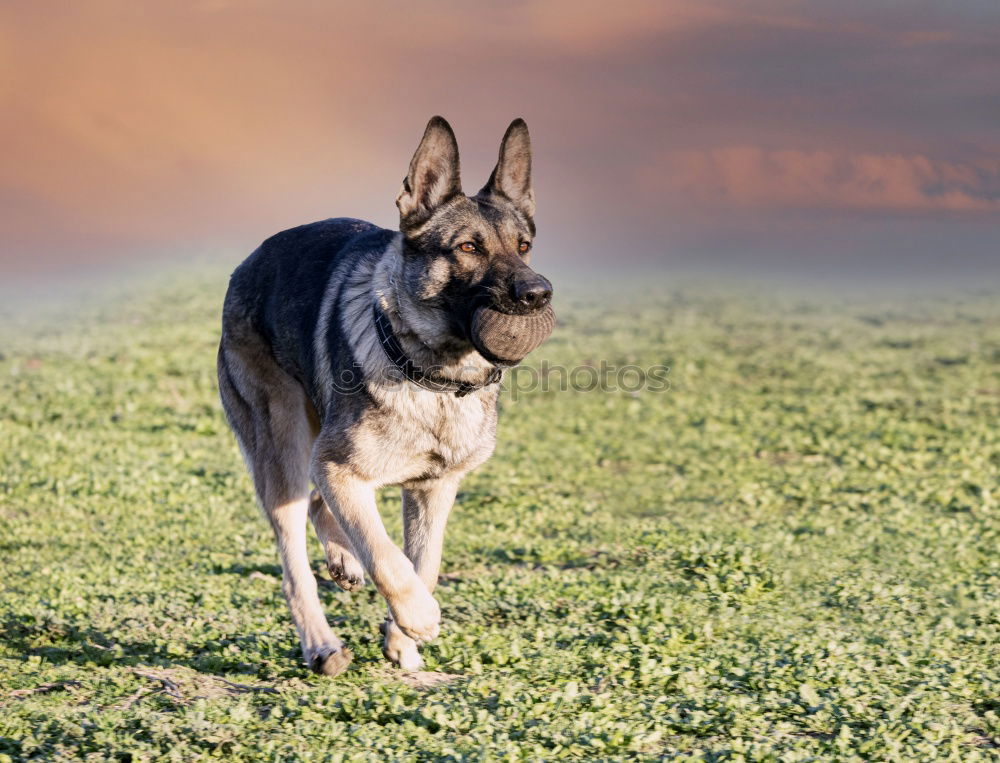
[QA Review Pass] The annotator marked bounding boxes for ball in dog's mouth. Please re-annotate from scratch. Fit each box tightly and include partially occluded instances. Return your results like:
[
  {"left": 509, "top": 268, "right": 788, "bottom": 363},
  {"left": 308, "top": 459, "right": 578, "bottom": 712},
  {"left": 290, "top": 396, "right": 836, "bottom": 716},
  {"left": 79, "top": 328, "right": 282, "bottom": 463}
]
[{"left": 471, "top": 303, "right": 556, "bottom": 365}]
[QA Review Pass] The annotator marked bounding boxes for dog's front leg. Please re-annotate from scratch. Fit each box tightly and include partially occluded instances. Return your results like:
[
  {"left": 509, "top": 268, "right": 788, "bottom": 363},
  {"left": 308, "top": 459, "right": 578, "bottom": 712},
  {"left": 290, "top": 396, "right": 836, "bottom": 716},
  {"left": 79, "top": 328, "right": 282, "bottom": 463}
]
[
  {"left": 313, "top": 462, "right": 441, "bottom": 644},
  {"left": 383, "top": 475, "right": 460, "bottom": 670}
]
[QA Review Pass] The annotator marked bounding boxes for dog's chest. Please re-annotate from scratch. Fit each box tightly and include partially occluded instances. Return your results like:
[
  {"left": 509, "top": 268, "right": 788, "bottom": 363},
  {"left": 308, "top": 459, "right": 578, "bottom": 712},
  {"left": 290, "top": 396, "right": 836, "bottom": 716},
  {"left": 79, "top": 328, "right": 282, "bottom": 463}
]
[{"left": 356, "top": 388, "right": 497, "bottom": 485}]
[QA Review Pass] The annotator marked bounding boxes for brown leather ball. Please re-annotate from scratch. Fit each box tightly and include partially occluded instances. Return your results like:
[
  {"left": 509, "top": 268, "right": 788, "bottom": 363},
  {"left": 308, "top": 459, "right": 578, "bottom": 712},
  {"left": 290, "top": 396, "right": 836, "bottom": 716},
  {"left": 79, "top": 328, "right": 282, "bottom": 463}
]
[{"left": 471, "top": 304, "right": 555, "bottom": 364}]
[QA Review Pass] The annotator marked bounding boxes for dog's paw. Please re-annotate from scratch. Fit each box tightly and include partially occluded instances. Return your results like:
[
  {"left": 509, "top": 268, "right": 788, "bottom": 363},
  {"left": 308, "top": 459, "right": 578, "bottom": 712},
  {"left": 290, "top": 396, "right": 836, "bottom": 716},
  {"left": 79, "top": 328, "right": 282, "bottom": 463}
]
[
  {"left": 381, "top": 619, "right": 424, "bottom": 671},
  {"left": 308, "top": 643, "right": 353, "bottom": 677},
  {"left": 388, "top": 581, "right": 441, "bottom": 644},
  {"left": 326, "top": 549, "right": 366, "bottom": 592}
]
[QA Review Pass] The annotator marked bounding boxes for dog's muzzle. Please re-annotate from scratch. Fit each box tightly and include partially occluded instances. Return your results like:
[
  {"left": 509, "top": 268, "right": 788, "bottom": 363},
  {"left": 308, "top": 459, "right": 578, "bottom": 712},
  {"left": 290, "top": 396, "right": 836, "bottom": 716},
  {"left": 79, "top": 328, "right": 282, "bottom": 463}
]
[{"left": 471, "top": 303, "right": 556, "bottom": 365}]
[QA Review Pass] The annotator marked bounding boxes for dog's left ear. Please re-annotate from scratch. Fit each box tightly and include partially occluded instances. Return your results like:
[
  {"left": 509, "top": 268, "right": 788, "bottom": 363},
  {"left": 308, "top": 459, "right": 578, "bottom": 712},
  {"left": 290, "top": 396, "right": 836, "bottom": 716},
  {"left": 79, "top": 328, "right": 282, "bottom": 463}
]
[{"left": 480, "top": 118, "right": 534, "bottom": 219}]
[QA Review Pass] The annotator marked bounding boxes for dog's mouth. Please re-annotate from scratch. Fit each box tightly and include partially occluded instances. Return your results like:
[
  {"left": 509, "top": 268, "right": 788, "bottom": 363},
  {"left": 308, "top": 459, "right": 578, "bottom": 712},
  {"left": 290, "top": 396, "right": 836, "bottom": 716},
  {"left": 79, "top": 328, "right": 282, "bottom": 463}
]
[{"left": 469, "top": 303, "right": 556, "bottom": 365}]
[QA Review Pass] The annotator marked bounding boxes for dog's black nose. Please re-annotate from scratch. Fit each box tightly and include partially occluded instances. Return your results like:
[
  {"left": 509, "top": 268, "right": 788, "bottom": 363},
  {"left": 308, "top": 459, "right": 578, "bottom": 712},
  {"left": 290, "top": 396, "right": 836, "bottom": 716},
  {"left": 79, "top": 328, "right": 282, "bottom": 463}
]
[{"left": 513, "top": 273, "right": 553, "bottom": 311}]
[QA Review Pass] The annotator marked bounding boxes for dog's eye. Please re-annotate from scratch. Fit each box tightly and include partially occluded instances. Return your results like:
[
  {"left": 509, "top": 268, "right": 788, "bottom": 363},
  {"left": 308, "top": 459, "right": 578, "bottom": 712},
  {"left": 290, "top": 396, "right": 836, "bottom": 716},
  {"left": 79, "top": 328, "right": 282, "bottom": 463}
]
[
  {"left": 518, "top": 241, "right": 531, "bottom": 254},
  {"left": 458, "top": 242, "right": 478, "bottom": 254}
]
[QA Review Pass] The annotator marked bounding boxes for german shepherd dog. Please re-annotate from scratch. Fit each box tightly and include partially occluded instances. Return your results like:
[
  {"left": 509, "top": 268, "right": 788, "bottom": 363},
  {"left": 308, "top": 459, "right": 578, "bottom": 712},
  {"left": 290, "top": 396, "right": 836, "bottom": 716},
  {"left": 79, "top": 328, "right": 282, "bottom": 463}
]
[{"left": 217, "top": 117, "right": 553, "bottom": 675}]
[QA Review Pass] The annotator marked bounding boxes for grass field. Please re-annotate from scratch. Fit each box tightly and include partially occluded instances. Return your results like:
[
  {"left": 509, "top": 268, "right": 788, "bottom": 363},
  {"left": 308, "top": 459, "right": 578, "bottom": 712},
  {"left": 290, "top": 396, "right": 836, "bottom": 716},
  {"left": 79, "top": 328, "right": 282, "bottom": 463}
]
[{"left": 1, "top": 268, "right": 998, "bottom": 760}]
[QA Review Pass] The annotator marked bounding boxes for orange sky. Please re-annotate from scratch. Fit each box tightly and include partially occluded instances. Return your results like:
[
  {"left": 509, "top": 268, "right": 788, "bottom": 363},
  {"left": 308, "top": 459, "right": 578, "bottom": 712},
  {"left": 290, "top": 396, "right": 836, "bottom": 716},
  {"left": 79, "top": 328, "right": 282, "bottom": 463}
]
[{"left": 2, "top": 0, "right": 999, "bottom": 277}]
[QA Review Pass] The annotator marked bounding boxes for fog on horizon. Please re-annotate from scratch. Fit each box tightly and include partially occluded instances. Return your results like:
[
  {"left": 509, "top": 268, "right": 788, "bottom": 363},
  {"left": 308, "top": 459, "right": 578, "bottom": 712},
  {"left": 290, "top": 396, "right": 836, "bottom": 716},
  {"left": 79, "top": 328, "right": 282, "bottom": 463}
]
[{"left": 2, "top": 0, "right": 999, "bottom": 283}]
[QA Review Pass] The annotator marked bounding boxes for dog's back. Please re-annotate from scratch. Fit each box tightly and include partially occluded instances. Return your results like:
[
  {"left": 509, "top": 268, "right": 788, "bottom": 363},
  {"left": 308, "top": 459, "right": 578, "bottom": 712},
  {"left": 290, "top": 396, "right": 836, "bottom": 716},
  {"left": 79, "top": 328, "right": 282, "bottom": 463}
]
[{"left": 222, "top": 218, "right": 391, "bottom": 407}]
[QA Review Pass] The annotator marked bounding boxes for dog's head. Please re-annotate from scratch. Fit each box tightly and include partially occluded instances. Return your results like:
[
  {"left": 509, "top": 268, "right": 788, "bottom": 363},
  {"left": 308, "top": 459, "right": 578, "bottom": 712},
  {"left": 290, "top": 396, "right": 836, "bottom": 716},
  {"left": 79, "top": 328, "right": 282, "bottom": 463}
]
[{"left": 395, "top": 117, "right": 553, "bottom": 364}]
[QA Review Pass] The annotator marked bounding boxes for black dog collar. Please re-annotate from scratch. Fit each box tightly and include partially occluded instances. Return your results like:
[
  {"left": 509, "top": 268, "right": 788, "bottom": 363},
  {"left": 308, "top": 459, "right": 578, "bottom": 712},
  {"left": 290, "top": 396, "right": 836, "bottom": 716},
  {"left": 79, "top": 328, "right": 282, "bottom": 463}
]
[{"left": 372, "top": 303, "right": 502, "bottom": 398}]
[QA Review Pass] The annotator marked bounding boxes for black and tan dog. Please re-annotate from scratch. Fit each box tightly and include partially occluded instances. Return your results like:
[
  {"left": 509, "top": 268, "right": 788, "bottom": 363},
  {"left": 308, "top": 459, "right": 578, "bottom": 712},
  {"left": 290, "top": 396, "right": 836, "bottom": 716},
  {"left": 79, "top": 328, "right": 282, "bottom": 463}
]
[{"left": 217, "top": 117, "right": 554, "bottom": 675}]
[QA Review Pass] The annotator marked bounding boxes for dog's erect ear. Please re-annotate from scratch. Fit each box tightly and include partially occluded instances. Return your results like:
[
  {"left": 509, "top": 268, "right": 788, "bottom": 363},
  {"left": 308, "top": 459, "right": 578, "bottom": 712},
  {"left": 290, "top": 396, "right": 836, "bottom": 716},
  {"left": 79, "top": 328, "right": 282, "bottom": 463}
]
[
  {"left": 396, "top": 116, "right": 462, "bottom": 229},
  {"left": 480, "top": 118, "right": 534, "bottom": 218}
]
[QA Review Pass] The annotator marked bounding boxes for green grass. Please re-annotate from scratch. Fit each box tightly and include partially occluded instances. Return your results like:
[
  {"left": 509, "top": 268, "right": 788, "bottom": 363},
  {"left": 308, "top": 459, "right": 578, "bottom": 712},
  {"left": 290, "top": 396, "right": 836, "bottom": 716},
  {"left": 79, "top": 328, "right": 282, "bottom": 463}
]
[{"left": 1, "top": 268, "right": 998, "bottom": 760}]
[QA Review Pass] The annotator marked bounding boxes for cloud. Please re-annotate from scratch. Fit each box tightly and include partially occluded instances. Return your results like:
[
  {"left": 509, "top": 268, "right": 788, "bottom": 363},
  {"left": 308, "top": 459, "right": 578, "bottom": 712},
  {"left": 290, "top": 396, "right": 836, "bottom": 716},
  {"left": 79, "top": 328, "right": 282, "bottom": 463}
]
[{"left": 647, "top": 148, "right": 1000, "bottom": 214}]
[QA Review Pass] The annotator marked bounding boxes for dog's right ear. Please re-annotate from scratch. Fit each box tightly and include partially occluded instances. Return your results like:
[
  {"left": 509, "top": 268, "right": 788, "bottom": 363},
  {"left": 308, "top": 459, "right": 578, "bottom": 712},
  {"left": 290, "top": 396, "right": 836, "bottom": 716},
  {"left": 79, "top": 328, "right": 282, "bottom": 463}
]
[{"left": 396, "top": 116, "right": 462, "bottom": 230}]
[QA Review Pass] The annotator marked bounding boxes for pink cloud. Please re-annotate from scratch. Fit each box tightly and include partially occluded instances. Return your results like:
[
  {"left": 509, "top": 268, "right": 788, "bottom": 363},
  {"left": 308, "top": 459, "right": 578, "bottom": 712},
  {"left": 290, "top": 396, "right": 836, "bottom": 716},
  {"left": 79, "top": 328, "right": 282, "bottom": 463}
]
[{"left": 648, "top": 147, "right": 1000, "bottom": 213}]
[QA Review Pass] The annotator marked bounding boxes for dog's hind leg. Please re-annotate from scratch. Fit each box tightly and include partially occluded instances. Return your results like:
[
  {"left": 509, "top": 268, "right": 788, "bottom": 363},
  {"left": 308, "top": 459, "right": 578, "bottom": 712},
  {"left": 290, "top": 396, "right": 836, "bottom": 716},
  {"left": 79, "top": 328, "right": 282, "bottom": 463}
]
[
  {"left": 308, "top": 490, "right": 366, "bottom": 591},
  {"left": 218, "top": 338, "right": 352, "bottom": 677},
  {"left": 382, "top": 475, "right": 460, "bottom": 670}
]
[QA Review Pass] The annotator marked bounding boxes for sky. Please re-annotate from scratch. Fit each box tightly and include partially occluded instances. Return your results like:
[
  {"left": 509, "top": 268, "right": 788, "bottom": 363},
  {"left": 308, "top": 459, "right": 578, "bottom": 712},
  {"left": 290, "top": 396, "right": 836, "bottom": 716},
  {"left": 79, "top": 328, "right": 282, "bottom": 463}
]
[{"left": 1, "top": 0, "right": 999, "bottom": 281}]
